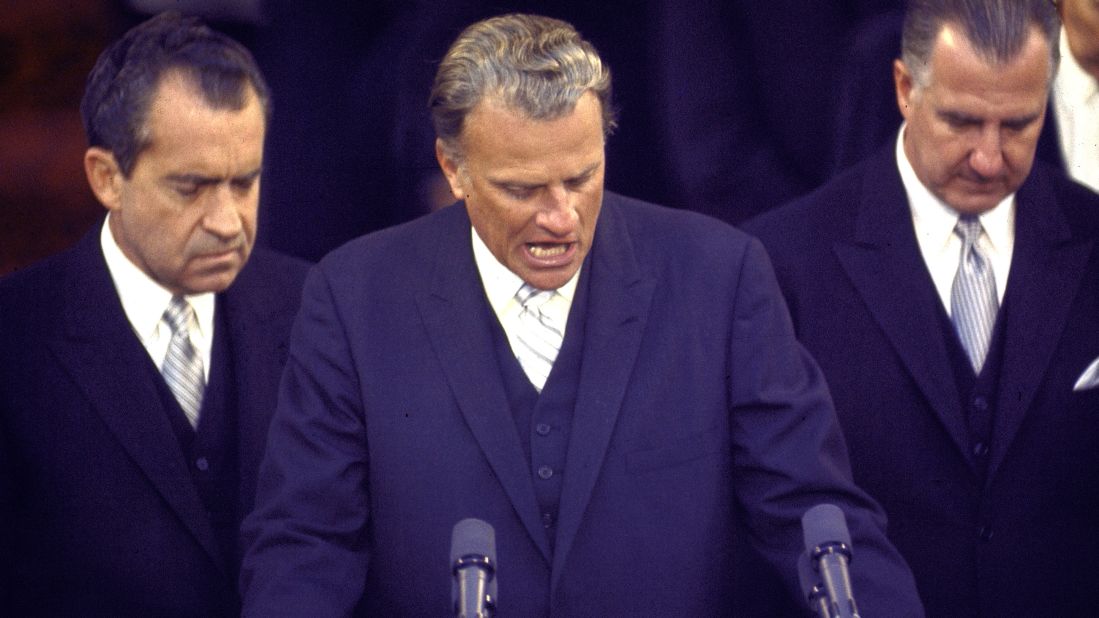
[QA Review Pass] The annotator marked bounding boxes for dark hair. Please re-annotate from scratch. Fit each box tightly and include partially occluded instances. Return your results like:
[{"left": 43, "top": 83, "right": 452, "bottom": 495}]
[
  {"left": 430, "top": 13, "right": 617, "bottom": 161},
  {"left": 79, "top": 12, "right": 271, "bottom": 176},
  {"left": 901, "top": 0, "right": 1060, "bottom": 85}
]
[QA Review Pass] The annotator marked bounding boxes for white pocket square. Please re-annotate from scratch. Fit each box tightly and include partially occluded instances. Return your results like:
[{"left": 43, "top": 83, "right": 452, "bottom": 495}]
[{"left": 1073, "top": 357, "right": 1099, "bottom": 392}]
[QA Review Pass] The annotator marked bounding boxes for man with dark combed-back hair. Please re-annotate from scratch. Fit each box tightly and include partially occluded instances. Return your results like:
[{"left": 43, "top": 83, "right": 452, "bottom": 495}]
[
  {"left": 0, "top": 12, "right": 308, "bottom": 616},
  {"left": 747, "top": 0, "right": 1099, "bottom": 614},
  {"left": 240, "top": 13, "right": 924, "bottom": 616}
]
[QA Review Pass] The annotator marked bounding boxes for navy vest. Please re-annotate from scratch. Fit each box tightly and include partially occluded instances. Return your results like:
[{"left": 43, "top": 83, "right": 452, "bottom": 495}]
[
  {"left": 491, "top": 267, "right": 591, "bottom": 553},
  {"left": 937, "top": 298, "right": 1006, "bottom": 479}
]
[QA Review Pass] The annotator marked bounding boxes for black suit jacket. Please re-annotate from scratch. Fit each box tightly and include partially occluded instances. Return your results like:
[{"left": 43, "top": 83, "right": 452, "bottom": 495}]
[
  {"left": 0, "top": 223, "right": 309, "bottom": 616},
  {"left": 745, "top": 145, "right": 1099, "bottom": 616}
]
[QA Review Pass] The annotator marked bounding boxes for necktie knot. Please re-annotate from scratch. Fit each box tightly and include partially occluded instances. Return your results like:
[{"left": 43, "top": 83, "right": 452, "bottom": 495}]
[
  {"left": 517, "top": 284, "right": 554, "bottom": 312},
  {"left": 954, "top": 216, "right": 983, "bottom": 246},
  {"left": 163, "top": 295, "right": 194, "bottom": 333}
]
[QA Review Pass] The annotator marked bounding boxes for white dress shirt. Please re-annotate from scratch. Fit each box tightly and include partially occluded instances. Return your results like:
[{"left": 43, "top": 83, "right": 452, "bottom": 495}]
[
  {"left": 896, "top": 126, "right": 1015, "bottom": 315},
  {"left": 470, "top": 226, "right": 580, "bottom": 359},
  {"left": 101, "top": 215, "right": 214, "bottom": 381},
  {"left": 1053, "top": 28, "right": 1099, "bottom": 194}
]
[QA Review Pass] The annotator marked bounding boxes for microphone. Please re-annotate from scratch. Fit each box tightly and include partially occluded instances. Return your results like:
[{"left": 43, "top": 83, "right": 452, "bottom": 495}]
[
  {"left": 798, "top": 551, "right": 833, "bottom": 617},
  {"left": 802, "top": 504, "right": 859, "bottom": 618},
  {"left": 451, "top": 518, "right": 497, "bottom": 618}
]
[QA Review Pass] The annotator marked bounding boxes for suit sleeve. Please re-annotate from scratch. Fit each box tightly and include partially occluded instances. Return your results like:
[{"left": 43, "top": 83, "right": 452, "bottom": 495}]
[
  {"left": 726, "top": 238, "right": 925, "bottom": 617},
  {"left": 240, "top": 265, "right": 371, "bottom": 616}
]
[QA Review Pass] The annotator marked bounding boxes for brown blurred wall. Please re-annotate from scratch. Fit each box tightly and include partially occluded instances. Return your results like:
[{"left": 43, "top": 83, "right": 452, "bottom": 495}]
[{"left": 1, "top": 1, "right": 117, "bottom": 276}]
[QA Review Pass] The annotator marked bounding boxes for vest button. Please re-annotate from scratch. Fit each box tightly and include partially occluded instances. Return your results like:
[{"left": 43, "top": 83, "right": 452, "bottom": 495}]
[
  {"left": 535, "top": 423, "right": 552, "bottom": 436},
  {"left": 971, "top": 395, "right": 988, "bottom": 412},
  {"left": 972, "top": 442, "right": 988, "bottom": 457},
  {"left": 195, "top": 457, "right": 209, "bottom": 472},
  {"left": 537, "top": 465, "right": 554, "bottom": 480}
]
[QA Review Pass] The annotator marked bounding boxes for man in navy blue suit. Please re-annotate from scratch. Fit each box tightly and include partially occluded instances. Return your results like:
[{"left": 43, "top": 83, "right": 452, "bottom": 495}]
[
  {"left": 0, "top": 13, "right": 308, "bottom": 616},
  {"left": 747, "top": 1, "right": 1099, "bottom": 615},
  {"left": 240, "top": 13, "right": 923, "bottom": 616}
]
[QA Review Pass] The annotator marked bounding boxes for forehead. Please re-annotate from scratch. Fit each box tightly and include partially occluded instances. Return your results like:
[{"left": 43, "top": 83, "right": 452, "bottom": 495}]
[
  {"left": 138, "top": 71, "right": 265, "bottom": 165},
  {"left": 458, "top": 92, "right": 605, "bottom": 172},
  {"left": 921, "top": 23, "right": 1052, "bottom": 108}
]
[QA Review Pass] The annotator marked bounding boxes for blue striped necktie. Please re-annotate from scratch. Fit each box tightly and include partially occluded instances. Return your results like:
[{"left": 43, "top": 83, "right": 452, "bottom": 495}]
[
  {"left": 161, "top": 296, "right": 205, "bottom": 427},
  {"left": 950, "top": 216, "right": 999, "bottom": 373},
  {"left": 515, "top": 284, "right": 563, "bottom": 392}
]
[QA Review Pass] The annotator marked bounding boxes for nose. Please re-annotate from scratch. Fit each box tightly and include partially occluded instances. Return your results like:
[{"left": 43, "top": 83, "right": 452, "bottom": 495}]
[
  {"left": 969, "top": 126, "right": 1004, "bottom": 179},
  {"left": 202, "top": 183, "right": 244, "bottom": 240},
  {"left": 536, "top": 185, "right": 578, "bottom": 235}
]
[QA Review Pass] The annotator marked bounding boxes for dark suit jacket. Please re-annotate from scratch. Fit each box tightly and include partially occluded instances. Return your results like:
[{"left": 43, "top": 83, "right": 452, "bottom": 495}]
[
  {"left": 745, "top": 146, "right": 1099, "bottom": 616},
  {"left": 0, "top": 223, "right": 309, "bottom": 616},
  {"left": 240, "top": 192, "right": 923, "bottom": 616}
]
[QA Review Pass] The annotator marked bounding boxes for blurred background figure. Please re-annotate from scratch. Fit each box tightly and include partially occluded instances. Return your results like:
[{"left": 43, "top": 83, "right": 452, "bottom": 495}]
[{"left": 1052, "top": 0, "right": 1099, "bottom": 192}]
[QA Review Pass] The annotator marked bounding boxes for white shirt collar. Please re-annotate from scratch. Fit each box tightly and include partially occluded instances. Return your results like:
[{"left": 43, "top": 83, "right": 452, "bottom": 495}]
[
  {"left": 470, "top": 225, "right": 581, "bottom": 319},
  {"left": 896, "top": 123, "right": 1014, "bottom": 255},
  {"left": 100, "top": 214, "right": 215, "bottom": 352},
  {"left": 896, "top": 125, "right": 1015, "bottom": 311}
]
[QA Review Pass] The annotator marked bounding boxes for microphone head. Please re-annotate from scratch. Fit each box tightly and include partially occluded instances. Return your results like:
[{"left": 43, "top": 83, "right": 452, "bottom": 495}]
[
  {"left": 801, "top": 503, "right": 852, "bottom": 555},
  {"left": 451, "top": 517, "right": 497, "bottom": 567}
]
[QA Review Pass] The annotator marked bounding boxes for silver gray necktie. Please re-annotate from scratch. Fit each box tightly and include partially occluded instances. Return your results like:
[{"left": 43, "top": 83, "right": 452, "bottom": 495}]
[
  {"left": 161, "top": 296, "right": 205, "bottom": 427},
  {"left": 514, "top": 284, "right": 563, "bottom": 392},
  {"left": 950, "top": 216, "right": 999, "bottom": 373}
]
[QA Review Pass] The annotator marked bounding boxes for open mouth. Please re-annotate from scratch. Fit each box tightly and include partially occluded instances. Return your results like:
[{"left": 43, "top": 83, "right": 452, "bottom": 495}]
[
  {"left": 528, "top": 243, "right": 569, "bottom": 258},
  {"left": 525, "top": 241, "right": 576, "bottom": 268}
]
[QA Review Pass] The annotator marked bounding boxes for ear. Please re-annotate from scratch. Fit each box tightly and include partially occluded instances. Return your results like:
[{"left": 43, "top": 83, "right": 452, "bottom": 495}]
[
  {"left": 893, "top": 58, "right": 915, "bottom": 122},
  {"left": 435, "top": 138, "right": 467, "bottom": 201},
  {"left": 84, "top": 147, "right": 124, "bottom": 212}
]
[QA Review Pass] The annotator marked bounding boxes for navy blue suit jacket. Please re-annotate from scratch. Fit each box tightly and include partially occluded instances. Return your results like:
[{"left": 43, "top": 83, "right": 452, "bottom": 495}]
[
  {"left": 241, "top": 192, "right": 923, "bottom": 616},
  {"left": 746, "top": 146, "right": 1099, "bottom": 616},
  {"left": 0, "top": 223, "right": 308, "bottom": 616}
]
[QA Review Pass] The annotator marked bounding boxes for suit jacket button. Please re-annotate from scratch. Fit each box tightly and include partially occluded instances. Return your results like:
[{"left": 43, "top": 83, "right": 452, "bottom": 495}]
[
  {"left": 542, "top": 512, "right": 554, "bottom": 528},
  {"left": 972, "top": 442, "right": 988, "bottom": 457},
  {"left": 535, "top": 423, "right": 552, "bottom": 436},
  {"left": 977, "top": 525, "right": 994, "bottom": 542},
  {"left": 195, "top": 457, "right": 209, "bottom": 472},
  {"left": 537, "top": 465, "right": 554, "bottom": 480}
]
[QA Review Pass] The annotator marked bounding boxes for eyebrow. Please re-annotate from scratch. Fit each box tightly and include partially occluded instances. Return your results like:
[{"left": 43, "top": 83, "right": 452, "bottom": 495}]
[
  {"left": 567, "top": 162, "right": 602, "bottom": 182},
  {"left": 937, "top": 110, "right": 1041, "bottom": 126},
  {"left": 488, "top": 161, "right": 602, "bottom": 190},
  {"left": 165, "top": 168, "right": 263, "bottom": 185}
]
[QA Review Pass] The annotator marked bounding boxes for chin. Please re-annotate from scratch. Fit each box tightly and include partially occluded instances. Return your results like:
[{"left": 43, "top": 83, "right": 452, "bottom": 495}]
[{"left": 183, "top": 270, "right": 242, "bottom": 295}]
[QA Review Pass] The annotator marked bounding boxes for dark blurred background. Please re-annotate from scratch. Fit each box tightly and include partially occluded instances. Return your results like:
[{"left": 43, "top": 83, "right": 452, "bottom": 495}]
[{"left": 0, "top": 0, "right": 907, "bottom": 274}]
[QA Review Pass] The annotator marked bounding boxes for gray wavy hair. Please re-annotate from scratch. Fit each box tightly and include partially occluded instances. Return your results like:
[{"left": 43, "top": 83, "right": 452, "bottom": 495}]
[{"left": 430, "top": 13, "right": 617, "bottom": 160}]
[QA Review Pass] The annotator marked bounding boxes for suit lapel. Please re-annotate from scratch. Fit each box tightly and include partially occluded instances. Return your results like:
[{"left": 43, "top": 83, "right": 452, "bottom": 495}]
[
  {"left": 415, "top": 206, "right": 552, "bottom": 563},
  {"left": 990, "top": 169, "right": 1094, "bottom": 477},
  {"left": 51, "top": 228, "right": 225, "bottom": 572},
  {"left": 832, "top": 152, "right": 973, "bottom": 464},
  {"left": 221, "top": 257, "right": 294, "bottom": 516},
  {"left": 550, "top": 197, "right": 655, "bottom": 591}
]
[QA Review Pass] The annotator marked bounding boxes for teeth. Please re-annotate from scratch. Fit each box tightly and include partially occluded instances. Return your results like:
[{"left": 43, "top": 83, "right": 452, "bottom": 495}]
[{"left": 529, "top": 244, "right": 567, "bottom": 258}]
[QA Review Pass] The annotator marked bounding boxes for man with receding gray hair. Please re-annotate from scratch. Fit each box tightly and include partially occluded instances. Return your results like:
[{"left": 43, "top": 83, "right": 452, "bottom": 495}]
[
  {"left": 241, "top": 13, "right": 923, "bottom": 615},
  {"left": 747, "top": 0, "right": 1099, "bottom": 614}
]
